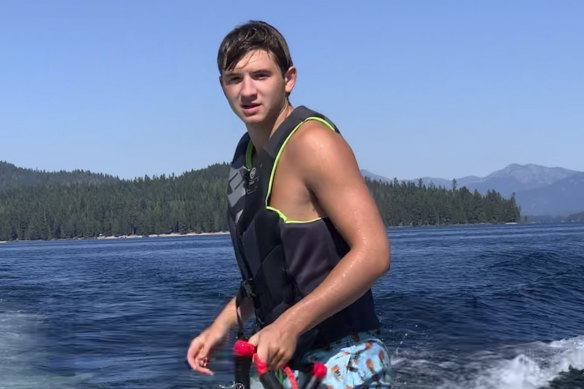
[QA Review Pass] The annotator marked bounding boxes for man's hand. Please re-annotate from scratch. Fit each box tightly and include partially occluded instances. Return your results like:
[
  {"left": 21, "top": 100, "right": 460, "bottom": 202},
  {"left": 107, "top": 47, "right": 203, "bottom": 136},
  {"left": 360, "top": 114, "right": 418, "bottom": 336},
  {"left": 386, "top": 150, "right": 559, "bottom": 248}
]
[
  {"left": 186, "top": 324, "right": 229, "bottom": 375},
  {"left": 247, "top": 319, "right": 299, "bottom": 371}
]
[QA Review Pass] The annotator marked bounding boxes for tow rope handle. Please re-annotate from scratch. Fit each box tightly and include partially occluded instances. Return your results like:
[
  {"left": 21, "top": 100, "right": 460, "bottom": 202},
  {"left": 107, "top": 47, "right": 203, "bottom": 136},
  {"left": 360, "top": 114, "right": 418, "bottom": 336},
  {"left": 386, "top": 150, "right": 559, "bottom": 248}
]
[
  {"left": 233, "top": 340, "right": 327, "bottom": 389},
  {"left": 233, "top": 339, "right": 253, "bottom": 389}
]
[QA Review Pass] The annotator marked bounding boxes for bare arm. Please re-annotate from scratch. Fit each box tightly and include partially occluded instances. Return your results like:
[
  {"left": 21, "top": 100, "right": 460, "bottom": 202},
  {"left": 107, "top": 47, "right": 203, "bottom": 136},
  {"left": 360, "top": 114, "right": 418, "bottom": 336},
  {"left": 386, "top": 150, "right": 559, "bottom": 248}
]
[
  {"left": 249, "top": 122, "right": 390, "bottom": 368},
  {"left": 280, "top": 121, "right": 390, "bottom": 332},
  {"left": 214, "top": 295, "right": 255, "bottom": 332}
]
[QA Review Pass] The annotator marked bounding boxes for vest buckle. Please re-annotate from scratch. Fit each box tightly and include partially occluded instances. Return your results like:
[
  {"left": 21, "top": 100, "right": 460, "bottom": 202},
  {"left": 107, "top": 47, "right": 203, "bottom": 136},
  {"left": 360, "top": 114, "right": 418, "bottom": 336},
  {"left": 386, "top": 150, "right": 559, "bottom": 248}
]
[{"left": 240, "top": 279, "right": 256, "bottom": 298}]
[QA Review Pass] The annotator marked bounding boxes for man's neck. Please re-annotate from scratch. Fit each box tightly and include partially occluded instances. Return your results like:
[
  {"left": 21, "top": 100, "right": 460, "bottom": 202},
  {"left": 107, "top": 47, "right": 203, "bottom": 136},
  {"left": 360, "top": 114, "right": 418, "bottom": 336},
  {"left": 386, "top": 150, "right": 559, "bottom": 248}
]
[{"left": 246, "top": 103, "right": 294, "bottom": 153}]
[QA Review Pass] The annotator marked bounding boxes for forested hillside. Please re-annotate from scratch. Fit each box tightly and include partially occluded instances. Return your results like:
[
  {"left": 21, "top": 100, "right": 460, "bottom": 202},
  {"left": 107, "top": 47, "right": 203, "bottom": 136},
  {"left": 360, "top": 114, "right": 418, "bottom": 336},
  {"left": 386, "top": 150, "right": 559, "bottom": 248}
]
[
  {"left": 567, "top": 211, "right": 584, "bottom": 223},
  {"left": 0, "top": 163, "right": 521, "bottom": 241},
  {"left": 0, "top": 164, "right": 228, "bottom": 240},
  {"left": 368, "top": 178, "right": 521, "bottom": 226},
  {"left": 0, "top": 161, "right": 118, "bottom": 191}
]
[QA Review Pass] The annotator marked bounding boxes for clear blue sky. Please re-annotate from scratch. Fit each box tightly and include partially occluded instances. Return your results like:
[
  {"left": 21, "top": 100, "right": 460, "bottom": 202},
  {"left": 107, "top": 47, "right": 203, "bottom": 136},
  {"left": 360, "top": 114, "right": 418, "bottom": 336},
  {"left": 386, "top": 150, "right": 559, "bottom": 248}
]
[{"left": 1, "top": 1, "right": 582, "bottom": 180}]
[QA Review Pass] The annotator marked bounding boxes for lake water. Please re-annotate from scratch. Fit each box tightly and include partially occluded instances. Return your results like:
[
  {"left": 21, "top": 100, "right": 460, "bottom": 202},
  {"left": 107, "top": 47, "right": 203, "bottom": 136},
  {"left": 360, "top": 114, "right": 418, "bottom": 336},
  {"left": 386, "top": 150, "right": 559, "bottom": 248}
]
[{"left": 1, "top": 223, "right": 583, "bottom": 388}]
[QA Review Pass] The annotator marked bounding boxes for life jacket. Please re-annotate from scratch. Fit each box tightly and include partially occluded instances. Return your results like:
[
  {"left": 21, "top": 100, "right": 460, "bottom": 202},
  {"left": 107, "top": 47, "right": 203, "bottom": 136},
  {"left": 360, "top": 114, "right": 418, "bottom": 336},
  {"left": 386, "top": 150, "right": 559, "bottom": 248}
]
[{"left": 227, "top": 106, "right": 380, "bottom": 365}]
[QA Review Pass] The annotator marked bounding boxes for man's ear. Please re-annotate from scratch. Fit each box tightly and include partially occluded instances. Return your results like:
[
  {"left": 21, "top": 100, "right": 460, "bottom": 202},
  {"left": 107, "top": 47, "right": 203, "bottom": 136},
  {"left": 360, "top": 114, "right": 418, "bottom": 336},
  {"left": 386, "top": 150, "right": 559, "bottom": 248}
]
[
  {"left": 284, "top": 66, "right": 297, "bottom": 94},
  {"left": 219, "top": 75, "right": 228, "bottom": 97}
]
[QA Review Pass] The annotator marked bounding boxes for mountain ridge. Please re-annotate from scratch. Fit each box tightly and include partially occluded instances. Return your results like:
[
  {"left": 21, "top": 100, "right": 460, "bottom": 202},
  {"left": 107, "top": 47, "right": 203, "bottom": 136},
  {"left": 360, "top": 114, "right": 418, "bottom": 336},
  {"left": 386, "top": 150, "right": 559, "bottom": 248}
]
[{"left": 362, "top": 163, "right": 583, "bottom": 217}]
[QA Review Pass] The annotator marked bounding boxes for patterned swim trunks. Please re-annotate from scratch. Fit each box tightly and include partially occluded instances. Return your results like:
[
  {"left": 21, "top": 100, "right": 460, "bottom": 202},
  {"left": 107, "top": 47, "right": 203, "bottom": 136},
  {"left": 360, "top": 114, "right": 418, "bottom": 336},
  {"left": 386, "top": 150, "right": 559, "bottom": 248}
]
[{"left": 283, "top": 331, "right": 392, "bottom": 388}]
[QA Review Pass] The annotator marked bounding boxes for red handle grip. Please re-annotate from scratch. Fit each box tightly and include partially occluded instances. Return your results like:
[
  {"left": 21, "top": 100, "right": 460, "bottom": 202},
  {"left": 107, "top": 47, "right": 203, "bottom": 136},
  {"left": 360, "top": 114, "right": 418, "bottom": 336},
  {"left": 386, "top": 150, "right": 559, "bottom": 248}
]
[
  {"left": 312, "top": 362, "right": 327, "bottom": 378},
  {"left": 232, "top": 340, "right": 326, "bottom": 389},
  {"left": 233, "top": 339, "right": 255, "bottom": 357}
]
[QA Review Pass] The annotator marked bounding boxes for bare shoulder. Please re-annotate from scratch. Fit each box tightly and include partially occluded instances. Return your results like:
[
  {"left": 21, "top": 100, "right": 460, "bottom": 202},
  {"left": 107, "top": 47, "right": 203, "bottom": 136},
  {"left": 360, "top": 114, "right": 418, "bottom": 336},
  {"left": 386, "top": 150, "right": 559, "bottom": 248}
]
[
  {"left": 287, "top": 119, "right": 347, "bottom": 153},
  {"left": 283, "top": 119, "right": 362, "bottom": 189}
]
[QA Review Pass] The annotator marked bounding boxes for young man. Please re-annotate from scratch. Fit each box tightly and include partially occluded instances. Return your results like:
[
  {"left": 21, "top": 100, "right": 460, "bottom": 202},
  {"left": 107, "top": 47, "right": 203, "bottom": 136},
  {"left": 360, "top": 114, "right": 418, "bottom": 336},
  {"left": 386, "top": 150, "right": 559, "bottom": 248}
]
[{"left": 187, "top": 21, "right": 392, "bottom": 387}]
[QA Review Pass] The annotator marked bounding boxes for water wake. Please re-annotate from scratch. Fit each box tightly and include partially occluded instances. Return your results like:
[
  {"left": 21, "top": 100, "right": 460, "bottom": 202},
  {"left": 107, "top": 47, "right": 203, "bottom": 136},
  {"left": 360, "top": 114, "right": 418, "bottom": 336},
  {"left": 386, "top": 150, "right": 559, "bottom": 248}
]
[
  {"left": 435, "top": 335, "right": 584, "bottom": 389},
  {"left": 0, "top": 310, "right": 92, "bottom": 389}
]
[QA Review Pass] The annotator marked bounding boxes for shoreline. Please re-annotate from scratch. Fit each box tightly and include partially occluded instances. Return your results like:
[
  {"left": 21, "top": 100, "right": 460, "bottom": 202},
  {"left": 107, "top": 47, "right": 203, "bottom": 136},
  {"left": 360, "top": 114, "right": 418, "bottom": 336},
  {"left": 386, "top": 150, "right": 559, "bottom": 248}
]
[
  {"left": 0, "top": 231, "right": 229, "bottom": 244},
  {"left": 96, "top": 231, "right": 229, "bottom": 240}
]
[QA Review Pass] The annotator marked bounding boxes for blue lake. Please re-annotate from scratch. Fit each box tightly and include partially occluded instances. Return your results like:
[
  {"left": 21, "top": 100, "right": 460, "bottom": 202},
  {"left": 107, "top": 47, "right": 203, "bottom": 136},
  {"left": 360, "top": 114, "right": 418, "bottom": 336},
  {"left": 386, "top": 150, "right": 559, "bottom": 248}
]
[{"left": 1, "top": 223, "right": 583, "bottom": 388}]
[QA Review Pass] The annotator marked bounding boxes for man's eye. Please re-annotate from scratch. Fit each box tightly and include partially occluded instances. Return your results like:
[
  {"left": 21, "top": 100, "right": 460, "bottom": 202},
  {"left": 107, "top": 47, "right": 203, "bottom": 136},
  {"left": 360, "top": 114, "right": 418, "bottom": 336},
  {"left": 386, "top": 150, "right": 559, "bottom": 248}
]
[
  {"left": 254, "top": 73, "right": 269, "bottom": 80},
  {"left": 226, "top": 76, "right": 241, "bottom": 84}
]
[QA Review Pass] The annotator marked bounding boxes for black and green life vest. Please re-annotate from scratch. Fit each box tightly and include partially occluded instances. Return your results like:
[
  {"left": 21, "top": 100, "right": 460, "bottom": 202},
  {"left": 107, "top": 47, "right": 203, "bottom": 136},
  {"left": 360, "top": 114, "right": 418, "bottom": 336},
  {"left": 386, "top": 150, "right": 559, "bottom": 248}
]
[{"left": 227, "top": 106, "right": 380, "bottom": 365}]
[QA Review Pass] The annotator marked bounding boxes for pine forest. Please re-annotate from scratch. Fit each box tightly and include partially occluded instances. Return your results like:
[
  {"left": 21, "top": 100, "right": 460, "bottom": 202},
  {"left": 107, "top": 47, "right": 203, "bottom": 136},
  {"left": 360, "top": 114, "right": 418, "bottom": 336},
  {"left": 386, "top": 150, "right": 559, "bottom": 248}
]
[{"left": 0, "top": 162, "right": 521, "bottom": 241}]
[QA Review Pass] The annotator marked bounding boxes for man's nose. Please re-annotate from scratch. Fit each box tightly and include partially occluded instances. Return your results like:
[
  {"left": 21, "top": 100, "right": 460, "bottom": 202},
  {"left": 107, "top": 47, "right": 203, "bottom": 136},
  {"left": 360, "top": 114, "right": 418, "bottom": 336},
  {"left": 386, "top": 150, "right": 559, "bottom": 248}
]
[{"left": 241, "top": 76, "right": 256, "bottom": 97}]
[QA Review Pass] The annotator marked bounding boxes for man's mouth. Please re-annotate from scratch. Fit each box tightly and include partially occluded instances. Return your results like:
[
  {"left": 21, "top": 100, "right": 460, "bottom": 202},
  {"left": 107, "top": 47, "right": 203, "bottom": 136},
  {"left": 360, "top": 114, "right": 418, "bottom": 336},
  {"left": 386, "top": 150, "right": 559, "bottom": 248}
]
[{"left": 241, "top": 103, "right": 260, "bottom": 115}]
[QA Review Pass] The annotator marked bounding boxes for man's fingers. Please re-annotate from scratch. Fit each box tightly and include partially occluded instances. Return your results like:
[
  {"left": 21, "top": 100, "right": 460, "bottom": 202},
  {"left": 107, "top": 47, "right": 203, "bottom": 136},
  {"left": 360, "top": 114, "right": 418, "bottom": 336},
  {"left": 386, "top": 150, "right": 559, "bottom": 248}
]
[
  {"left": 186, "top": 339, "right": 202, "bottom": 369},
  {"left": 271, "top": 349, "right": 289, "bottom": 371},
  {"left": 198, "top": 343, "right": 211, "bottom": 363},
  {"left": 247, "top": 333, "right": 258, "bottom": 347},
  {"left": 193, "top": 358, "right": 214, "bottom": 376},
  {"left": 255, "top": 342, "right": 270, "bottom": 366},
  {"left": 188, "top": 351, "right": 213, "bottom": 375},
  {"left": 186, "top": 337, "right": 214, "bottom": 375},
  {"left": 247, "top": 330, "right": 293, "bottom": 371}
]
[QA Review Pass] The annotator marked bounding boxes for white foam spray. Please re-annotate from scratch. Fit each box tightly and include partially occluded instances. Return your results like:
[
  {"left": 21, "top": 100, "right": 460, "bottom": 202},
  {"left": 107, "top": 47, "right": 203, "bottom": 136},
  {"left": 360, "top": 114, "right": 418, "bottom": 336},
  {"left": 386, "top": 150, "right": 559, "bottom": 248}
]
[{"left": 437, "top": 335, "right": 584, "bottom": 389}]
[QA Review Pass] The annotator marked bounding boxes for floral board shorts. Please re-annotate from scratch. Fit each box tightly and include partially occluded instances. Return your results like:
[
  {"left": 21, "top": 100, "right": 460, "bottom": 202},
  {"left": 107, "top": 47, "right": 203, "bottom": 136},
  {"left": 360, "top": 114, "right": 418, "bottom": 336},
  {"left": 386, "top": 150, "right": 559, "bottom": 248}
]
[{"left": 282, "top": 331, "right": 392, "bottom": 389}]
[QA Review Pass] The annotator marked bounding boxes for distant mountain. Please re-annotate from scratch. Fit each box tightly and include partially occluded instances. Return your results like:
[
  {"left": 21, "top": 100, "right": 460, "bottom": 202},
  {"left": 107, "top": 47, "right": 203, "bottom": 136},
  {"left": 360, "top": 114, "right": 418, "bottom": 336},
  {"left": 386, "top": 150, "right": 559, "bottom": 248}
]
[
  {"left": 514, "top": 172, "right": 584, "bottom": 216},
  {"left": 361, "top": 170, "right": 456, "bottom": 189},
  {"left": 418, "top": 177, "right": 453, "bottom": 188},
  {"left": 361, "top": 169, "right": 394, "bottom": 183},
  {"left": 363, "top": 164, "right": 584, "bottom": 217},
  {"left": 457, "top": 164, "right": 579, "bottom": 198},
  {"left": 456, "top": 165, "right": 583, "bottom": 216},
  {"left": 0, "top": 161, "right": 119, "bottom": 192}
]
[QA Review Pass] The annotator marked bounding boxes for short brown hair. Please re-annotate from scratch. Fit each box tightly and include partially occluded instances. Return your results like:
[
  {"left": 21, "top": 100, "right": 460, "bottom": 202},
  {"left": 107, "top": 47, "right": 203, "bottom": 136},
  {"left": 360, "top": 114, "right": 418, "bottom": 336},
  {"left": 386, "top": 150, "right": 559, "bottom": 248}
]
[{"left": 217, "top": 20, "right": 293, "bottom": 76}]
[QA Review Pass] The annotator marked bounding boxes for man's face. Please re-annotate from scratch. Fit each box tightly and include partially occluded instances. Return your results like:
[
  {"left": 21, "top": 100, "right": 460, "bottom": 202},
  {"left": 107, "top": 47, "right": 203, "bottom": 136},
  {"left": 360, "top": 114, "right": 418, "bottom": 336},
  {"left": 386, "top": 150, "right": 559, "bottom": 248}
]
[{"left": 220, "top": 49, "right": 295, "bottom": 127}]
